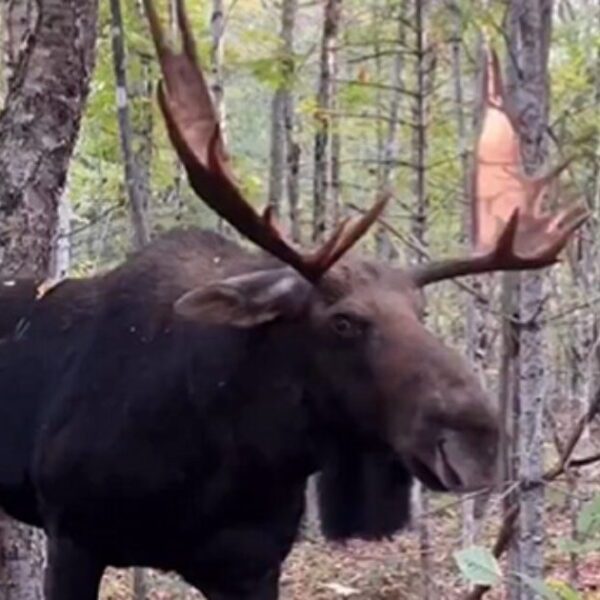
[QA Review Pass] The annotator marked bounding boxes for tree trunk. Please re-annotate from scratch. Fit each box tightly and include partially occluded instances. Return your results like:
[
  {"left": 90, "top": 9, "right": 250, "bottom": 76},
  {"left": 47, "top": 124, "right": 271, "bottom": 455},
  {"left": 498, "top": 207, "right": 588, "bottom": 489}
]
[
  {"left": 283, "top": 0, "right": 301, "bottom": 242},
  {"left": 409, "top": 0, "right": 430, "bottom": 257},
  {"left": 451, "top": 1, "right": 479, "bottom": 547},
  {"left": 51, "top": 191, "right": 72, "bottom": 280},
  {"left": 409, "top": 2, "right": 435, "bottom": 598},
  {"left": 210, "top": 0, "right": 230, "bottom": 235},
  {"left": 109, "top": 0, "right": 150, "bottom": 250},
  {"left": 505, "top": 2, "right": 554, "bottom": 598},
  {"left": 375, "top": 0, "right": 407, "bottom": 262},
  {"left": 500, "top": 271, "right": 521, "bottom": 600},
  {"left": 312, "top": 0, "right": 341, "bottom": 242},
  {"left": 0, "top": 0, "right": 98, "bottom": 279},
  {"left": 132, "top": 1, "right": 154, "bottom": 232},
  {"left": 166, "top": 0, "right": 185, "bottom": 222},
  {"left": 453, "top": 3, "right": 494, "bottom": 549},
  {"left": 1, "top": 0, "right": 36, "bottom": 91},
  {"left": 329, "top": 24, "right": 341, "bottom": 224},
  {"left": 561, "top": 1, "right": 600, "bottom": 587},
  {"left": 286, "top": 120, "right": 301, "bottom": 243},
  {"left": 268, "top": 0, "right": 297, "bottom": 219},
  {"left": 0, "top": 0, "right": 99, "bottom": 596}
]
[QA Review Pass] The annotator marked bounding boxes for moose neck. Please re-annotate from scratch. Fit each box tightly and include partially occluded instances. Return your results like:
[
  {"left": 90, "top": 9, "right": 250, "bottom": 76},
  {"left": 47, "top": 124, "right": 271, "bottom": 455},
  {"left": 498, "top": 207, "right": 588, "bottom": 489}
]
[{"left": 179, "top": 318, "right": 320, "bottom": 473}]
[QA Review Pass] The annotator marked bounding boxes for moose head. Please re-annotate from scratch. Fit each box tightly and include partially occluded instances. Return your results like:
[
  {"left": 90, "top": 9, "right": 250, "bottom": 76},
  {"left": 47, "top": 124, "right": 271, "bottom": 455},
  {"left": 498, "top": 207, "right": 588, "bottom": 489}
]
[{"left": 144, "top": 0, "right": 586, "bottom": 511}]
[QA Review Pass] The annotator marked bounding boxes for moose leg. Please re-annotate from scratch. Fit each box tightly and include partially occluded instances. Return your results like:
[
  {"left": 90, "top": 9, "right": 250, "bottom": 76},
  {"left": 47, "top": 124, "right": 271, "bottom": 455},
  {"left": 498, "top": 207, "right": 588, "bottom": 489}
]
[{"left": 44, "top": 536, "right": 105, "bottom": 600}]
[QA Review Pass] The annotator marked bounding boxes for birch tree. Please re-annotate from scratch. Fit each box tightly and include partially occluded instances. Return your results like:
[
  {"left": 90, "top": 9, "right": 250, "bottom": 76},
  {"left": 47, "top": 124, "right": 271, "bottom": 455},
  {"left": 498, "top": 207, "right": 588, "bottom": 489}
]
[
  {"left": 51, "top": 192, "right": 72, "bottom": 281},
  {"left": 211, "top": 0, "right": 229, "bottom": 235},
  {"left": 132, "top": 0, "right": 154, "bottom": 229},
  {"left": 110, "top": 0, "right": 150, "bottom": 250},
  {"left": 313, "top": 0, "right": 341, "bottom": 242},
  {"left": 0, "top": 0, "right": 99, "bottom": 596},
  {"left": 1, "top": 0, "right": 35, "bottom": 91}
]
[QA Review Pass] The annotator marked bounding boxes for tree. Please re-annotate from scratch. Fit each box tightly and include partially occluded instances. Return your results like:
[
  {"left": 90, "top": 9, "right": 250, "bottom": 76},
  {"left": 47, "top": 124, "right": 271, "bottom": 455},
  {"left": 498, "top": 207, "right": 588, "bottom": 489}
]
[
  {"left": 210, "top": 0, "right": 230, "bottom": 235},
  {"left": 110, "top": 0, "right": 150, "bottom": 250},
  {"left": 0, "top": 0, "right": 99, "bottom": 596},
  {"left": 267, "top": 0, "right": 298, "bottom": 219},
  {"left": 504, "top": 2, "right": 554, "bottom": 598},
  {"left": 449, "top": 0, "right": 488, "bottom": 548},
  {"left": 408, "top": 1, "right": 437, "bottom": 597},
  {"left": 313, "top": 0, "right": 342, "bottom": 242},
  {"left": 374, "top": 0, "right": 407, "bottom": 262},
  {"left": 0, "top": 0, "right": 99, "bottom": 278}
]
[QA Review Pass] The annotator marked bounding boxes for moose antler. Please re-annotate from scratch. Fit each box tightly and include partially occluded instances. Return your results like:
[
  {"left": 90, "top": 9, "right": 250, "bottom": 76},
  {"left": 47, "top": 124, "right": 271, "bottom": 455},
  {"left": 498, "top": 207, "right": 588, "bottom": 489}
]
[
  {"left": 411, "top": 47, "right": 588, "bottom": 287},
  {"left": 143, "top": 0, "right": 387, "bottom": 283}
]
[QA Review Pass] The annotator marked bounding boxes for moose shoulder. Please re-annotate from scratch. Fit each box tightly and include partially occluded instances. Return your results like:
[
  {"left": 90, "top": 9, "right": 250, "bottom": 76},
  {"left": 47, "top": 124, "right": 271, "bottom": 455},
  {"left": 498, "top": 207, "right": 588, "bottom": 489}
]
[{"left": 0, "top": 1, "right": 587, "bottom": 599}]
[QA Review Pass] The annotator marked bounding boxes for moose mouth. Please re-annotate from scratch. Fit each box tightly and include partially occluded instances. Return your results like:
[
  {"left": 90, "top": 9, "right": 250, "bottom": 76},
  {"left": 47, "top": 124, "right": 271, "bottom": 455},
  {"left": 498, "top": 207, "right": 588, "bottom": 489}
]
[{"left": 408, "top": 440, "right": 465, "bottom": 493}]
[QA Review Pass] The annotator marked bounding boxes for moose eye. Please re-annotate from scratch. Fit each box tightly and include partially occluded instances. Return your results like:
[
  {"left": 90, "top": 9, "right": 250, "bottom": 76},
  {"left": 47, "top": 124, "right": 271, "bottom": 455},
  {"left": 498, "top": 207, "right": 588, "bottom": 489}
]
[{"left": 330, "top": 313, "right": 365, "bottom": 338}]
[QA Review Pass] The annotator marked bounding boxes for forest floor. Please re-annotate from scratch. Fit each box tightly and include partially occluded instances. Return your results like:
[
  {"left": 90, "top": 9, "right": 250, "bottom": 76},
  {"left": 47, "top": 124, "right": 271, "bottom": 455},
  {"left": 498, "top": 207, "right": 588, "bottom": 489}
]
[{"left": 100, "top": 485, "right": 600, "bottom": 600}]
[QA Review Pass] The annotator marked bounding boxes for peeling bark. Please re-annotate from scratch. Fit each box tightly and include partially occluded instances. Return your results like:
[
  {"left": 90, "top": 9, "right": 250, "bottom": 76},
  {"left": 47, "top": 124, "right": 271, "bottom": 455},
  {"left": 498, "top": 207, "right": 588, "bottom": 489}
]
[
  {"left": 0, "top": 0, "right": 99, "bottom": 279},
  {"left": 0, "top": 0, "right": 99, "bottom": 596}
]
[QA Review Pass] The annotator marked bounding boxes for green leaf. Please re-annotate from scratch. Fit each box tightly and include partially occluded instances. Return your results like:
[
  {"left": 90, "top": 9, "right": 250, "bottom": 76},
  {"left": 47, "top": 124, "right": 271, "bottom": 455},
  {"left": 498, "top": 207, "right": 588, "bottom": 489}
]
[
  {"left": 454, "top": 546, "right": 502, "bottom": 586},
  {"left": 577, "top": 494, "right": 600, "bottom": 536}
]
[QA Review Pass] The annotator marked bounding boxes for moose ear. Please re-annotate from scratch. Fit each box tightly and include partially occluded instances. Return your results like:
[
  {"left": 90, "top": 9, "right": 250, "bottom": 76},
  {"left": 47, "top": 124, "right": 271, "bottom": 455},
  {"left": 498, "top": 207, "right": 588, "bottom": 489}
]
[{"left": 174, "top": 268, "right": 311, "bottom": 327}]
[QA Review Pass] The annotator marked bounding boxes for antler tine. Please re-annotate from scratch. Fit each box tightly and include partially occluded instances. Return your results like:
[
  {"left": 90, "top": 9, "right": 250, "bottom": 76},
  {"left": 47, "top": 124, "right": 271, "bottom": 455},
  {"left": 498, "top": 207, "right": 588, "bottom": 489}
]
[
  {"left": 411, "top": 44, "right": 588, "bottom": 288},
  {"left": 484, "top": 42, "right": 503, "bottom": 107},
  {"left": 146, "top": 0, "right": 384, "bottom": 284},
  {"left": 175, "top": 0, "right": 198, "bottom": 65},
  {"left": 313, "top": 193, "right": 389, "bottom": 273}
]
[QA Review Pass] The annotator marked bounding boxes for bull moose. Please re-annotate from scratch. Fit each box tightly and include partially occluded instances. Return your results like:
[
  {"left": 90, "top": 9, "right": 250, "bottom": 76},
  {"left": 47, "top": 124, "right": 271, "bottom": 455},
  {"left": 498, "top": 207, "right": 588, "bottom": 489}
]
[{"left": 0, "top": 1, "right": 587, "bottom": 598}]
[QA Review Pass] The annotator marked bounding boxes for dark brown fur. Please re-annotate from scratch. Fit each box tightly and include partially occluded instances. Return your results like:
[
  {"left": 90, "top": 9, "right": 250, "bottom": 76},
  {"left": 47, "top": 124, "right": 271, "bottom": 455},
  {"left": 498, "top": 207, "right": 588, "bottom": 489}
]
[{"left": 0, "top": 227, "right": 498, "bottom": 600}]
